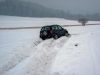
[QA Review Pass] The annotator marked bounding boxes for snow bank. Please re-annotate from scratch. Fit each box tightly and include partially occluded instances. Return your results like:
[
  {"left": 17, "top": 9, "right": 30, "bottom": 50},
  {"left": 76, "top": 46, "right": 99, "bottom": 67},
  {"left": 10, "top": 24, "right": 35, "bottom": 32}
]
[
  {"left": 3, "top": 37, "right": 70, "bottom": 75},
  {"left": 49, "top": 31, "right": 100, "bottom": 75},
  {"left": 0, "top": 29, "right": 40, "bottom": 75}
]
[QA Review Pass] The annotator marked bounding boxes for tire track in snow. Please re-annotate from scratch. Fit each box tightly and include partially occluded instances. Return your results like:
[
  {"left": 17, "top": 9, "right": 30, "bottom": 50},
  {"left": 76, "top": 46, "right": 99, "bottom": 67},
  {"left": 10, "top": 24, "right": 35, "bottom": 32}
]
[
  {"left": 0, "top": 39, "right": 42, "bottom": 75},
  {"left": 4, "top": 36, "right": 70, "bottom": 75}
]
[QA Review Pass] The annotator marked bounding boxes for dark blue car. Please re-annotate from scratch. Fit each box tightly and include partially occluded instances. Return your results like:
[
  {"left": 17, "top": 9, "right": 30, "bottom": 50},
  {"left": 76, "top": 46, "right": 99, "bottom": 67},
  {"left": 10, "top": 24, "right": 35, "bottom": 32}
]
[{"left": 40, "top": 25, "right": 70, "bottom": 40}]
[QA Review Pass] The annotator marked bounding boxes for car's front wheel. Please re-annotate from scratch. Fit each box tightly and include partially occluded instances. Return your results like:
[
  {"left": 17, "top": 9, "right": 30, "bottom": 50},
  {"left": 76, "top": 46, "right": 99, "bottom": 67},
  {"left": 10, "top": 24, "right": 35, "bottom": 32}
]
[
  {"left": 53, "top": 34, "right": 59, "bottom": 39},
  {"left": 65, "top": 33, "right": 71, "bottom": 37}
]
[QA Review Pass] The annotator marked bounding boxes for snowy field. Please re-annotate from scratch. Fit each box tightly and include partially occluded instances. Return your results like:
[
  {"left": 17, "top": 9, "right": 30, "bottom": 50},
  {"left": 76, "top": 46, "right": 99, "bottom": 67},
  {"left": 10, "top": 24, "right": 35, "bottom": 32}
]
[{"left": 0, "top": 16, "right": 100, "bottom": 75}]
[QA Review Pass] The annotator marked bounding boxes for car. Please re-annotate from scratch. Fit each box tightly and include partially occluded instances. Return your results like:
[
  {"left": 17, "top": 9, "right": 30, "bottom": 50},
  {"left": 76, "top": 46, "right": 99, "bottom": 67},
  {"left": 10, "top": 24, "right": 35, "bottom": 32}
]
[{"left": 40, "top": 25, "right": 70, "bottom": 40}]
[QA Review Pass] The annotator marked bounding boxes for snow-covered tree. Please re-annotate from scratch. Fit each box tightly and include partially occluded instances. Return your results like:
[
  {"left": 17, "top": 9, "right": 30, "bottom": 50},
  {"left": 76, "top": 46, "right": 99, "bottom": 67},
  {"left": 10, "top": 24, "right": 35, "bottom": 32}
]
[{"left": 78, "top": 18, "right": 88, "bottom": 26}]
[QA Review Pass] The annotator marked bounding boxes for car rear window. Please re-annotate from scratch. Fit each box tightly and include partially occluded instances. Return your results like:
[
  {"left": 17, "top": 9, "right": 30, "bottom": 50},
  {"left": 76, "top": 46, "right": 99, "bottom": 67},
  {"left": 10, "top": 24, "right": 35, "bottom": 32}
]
[{"left": 41, "top": 26, "right": 50, "bottom": 30}]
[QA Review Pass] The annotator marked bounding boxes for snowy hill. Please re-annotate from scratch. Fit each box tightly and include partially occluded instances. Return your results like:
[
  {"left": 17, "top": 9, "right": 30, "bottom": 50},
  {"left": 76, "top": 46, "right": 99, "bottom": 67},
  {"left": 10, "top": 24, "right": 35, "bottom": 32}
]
[{"left": 0, "top": 16, "right": 100, "bottom": 75}]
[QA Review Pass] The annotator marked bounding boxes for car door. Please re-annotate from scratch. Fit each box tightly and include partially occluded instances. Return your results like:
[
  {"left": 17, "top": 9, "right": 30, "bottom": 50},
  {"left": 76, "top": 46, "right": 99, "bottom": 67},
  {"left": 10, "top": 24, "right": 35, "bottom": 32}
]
[
  {"left": 57, "top": 25, "right": 65, "bottom": 36},
  {"left": 51, "top": 26, "right": 57, "bottom": 35}
]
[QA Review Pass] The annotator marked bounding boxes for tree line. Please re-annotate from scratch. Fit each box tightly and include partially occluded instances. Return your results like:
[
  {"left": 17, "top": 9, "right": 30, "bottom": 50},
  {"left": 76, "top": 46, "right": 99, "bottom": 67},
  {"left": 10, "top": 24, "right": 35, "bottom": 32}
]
[{"left": 0, "top": 0, "right": 100, "bottom": 21}]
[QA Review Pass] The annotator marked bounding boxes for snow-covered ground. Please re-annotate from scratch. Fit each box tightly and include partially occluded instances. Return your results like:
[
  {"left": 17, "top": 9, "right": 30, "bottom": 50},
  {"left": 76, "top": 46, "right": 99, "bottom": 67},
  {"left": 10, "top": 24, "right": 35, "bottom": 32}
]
[
  {"left": 0, "top": 15, "right": 100, "bottom": 28},
  {"left": 0, "top": 16, "right": 100, "bottom": 75}
]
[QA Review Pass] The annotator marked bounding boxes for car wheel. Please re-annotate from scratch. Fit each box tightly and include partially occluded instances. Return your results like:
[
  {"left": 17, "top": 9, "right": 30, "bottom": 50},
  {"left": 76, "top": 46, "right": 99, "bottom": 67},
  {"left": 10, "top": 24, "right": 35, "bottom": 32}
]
[
  {"left": 65, "top": 33, "right": 71, "bottom": 37},
  {"left": 53, "top": 34, "right": 59, "bottom": 39},
  {"left": 42, "top": 38, "right": 46, "bottom": 40}
]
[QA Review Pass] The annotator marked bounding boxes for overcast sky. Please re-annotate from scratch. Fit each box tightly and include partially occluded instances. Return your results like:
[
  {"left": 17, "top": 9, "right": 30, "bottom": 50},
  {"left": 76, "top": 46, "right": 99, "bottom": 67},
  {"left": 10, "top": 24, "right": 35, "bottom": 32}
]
[
  {"left": 26, "top": 0, "right": 100, "bottom": 14},
  {"left": 0, "top": 0, "right": 100, "bottom": 14}
]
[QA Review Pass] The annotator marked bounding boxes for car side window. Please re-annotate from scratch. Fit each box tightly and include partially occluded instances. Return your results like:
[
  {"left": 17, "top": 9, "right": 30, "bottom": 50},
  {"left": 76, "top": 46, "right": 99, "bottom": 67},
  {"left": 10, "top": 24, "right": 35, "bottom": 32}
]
[
  {"left": 58, "top": 26, "right": 62, "bottom": 30},
  {"left": 52, "top": 26, "right": 58, "bottom": 30},
  {"left": 51, "top": 27, "right": 54, "bottom": 30}
]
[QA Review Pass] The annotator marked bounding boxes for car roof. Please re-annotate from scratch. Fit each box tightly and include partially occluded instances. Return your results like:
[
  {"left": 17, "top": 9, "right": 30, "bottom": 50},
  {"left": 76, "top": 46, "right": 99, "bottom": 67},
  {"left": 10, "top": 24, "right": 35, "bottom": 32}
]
[
  {"left": 42, "top": 25, "right": 60, "bottom": 28},
  {"left": 51, "top": 24, "right": 60, "bottom": 26},
  {"left": 42, "top": 26, "right": 51, "bottom": 28}
]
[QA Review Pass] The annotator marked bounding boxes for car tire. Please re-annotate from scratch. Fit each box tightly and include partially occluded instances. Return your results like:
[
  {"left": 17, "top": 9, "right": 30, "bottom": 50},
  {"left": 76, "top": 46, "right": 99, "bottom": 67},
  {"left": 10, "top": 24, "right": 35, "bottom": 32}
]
[
  {"left": 65, "top": 33, "right": 71, "bottom": 37},
  {"left": 53, "top": 34, "right": 59, "bottom": 39},
  {"left": 42, "top": 38, "right": 46, "bottom": 40}
]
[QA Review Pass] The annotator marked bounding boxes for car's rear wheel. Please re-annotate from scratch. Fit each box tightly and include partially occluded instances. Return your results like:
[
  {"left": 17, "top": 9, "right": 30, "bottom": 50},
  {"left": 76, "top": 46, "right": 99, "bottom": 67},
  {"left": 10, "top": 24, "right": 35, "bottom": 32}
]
[
  {"left": 41, "top": 37, "right": 46, "bottom": 40},
  {"left": 53, "top": 34, "right": 59, "bottom": 39}
]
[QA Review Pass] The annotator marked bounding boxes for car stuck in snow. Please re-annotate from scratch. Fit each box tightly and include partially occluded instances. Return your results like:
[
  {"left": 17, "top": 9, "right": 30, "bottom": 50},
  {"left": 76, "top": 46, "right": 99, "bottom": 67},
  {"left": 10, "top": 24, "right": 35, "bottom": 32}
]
[{"left": 40, "top": 25, "right": 70, "bottom": 40}]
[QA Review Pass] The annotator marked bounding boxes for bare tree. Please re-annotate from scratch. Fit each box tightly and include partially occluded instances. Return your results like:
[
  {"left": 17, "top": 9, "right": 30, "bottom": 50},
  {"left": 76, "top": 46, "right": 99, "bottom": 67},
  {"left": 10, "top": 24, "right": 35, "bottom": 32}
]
[{"left": 78, "top": 18, "right": 88, "bottom": 26}]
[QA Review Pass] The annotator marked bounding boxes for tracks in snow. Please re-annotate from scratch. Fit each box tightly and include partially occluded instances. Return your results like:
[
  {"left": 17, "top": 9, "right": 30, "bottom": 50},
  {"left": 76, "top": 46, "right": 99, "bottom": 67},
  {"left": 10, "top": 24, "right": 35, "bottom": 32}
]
[{"left": 4, "top": 36, "right": 71, "bottom": 75}]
